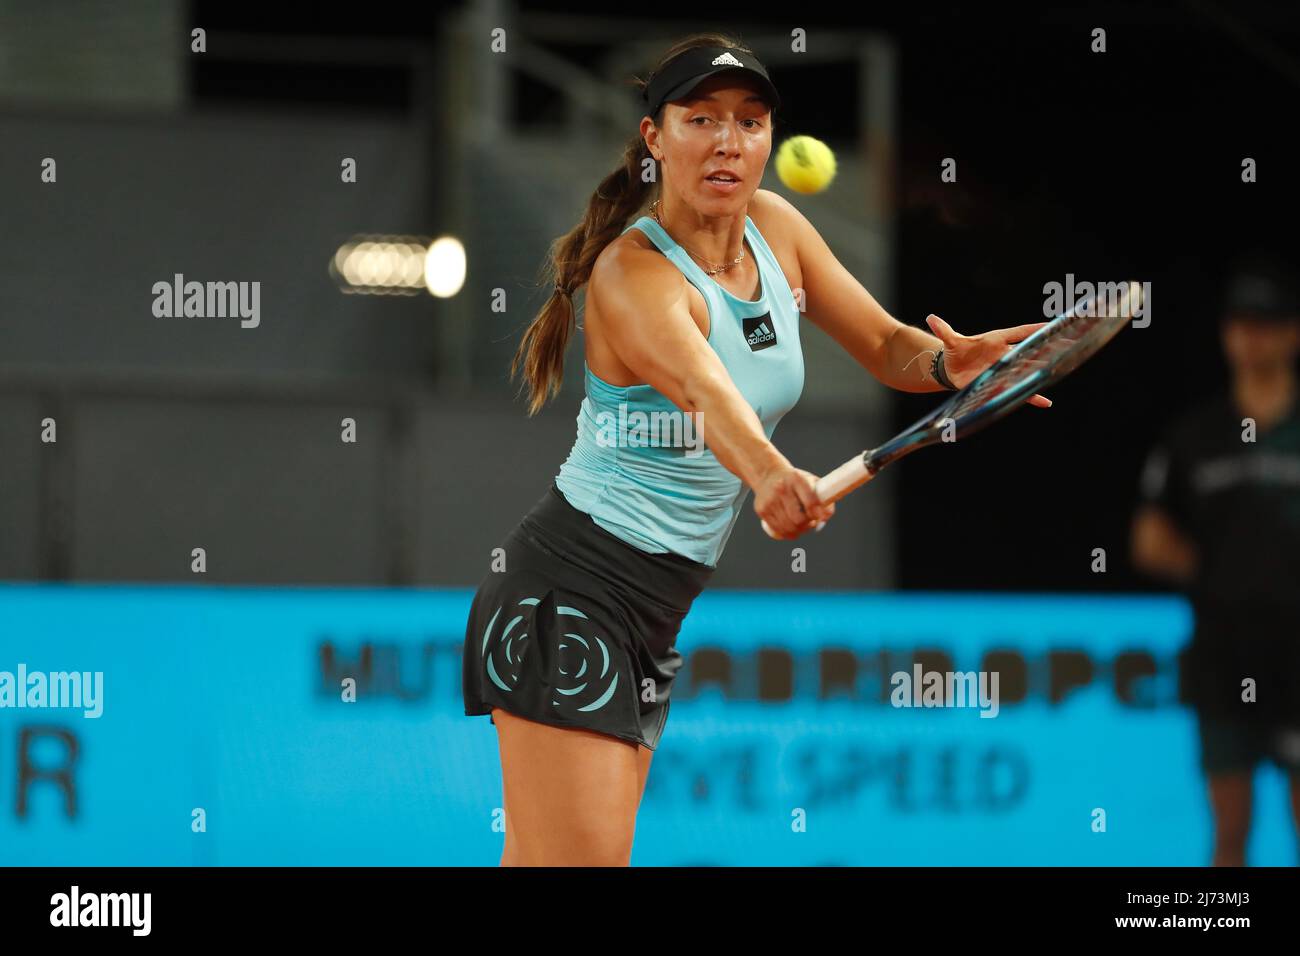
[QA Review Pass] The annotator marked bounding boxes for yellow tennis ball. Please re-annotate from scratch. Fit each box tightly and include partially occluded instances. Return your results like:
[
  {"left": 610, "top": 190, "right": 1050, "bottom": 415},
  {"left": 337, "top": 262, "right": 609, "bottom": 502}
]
[{"left": 775, "top": 135, "right": 837, "bottom": 194}]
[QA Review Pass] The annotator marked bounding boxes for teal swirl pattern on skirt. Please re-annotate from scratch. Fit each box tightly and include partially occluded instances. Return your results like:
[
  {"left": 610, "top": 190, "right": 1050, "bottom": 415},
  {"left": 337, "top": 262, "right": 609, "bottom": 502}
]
[{"left": 462, "top": 484, "right": 714, "bottom": 750}]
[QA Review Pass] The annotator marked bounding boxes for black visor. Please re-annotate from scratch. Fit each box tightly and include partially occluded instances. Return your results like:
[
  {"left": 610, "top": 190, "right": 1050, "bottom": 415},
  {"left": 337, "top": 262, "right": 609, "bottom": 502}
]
[{"left": 643, "top": 46, "right": 780, "bottom": 118}]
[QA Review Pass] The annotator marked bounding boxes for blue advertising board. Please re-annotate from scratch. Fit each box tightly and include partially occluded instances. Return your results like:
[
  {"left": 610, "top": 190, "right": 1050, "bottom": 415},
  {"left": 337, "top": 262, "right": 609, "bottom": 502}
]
[{"left": 0, "top": 584, "right": 1292, "bottom": 865}]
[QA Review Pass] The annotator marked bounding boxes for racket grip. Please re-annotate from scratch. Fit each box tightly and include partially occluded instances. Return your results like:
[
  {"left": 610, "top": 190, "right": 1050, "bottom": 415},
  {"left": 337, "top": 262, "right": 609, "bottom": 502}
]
[
  {"left": 816, "top": 453, "right": 873, "bottom": 503},
  {"left": 760, "top": 453, "right": 873, "bottom": 539}
]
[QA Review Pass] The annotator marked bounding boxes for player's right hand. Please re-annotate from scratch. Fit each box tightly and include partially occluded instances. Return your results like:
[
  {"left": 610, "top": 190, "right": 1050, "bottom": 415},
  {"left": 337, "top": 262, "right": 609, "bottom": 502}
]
[{"left": 753, "top": 464, "right": 835, "bottom": 539}]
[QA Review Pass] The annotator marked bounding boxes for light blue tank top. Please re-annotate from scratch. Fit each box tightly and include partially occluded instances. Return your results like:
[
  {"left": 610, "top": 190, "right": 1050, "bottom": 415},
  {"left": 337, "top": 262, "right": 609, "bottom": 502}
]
[{"left": 554, "top": 212, "right": 804, "bottom": 567}]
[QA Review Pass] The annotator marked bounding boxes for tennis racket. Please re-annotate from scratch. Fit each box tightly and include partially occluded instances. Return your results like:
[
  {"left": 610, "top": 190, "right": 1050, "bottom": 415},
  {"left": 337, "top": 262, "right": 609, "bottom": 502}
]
[{"left": 762, "top": 279, "right": 1143, "bottom": 538}]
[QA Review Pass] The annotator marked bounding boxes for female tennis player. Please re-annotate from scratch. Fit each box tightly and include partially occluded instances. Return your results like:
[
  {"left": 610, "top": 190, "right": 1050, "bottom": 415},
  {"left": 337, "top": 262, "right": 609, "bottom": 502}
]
[{"left": 462, "top": 33, "right": 1051, "bottom": 866}]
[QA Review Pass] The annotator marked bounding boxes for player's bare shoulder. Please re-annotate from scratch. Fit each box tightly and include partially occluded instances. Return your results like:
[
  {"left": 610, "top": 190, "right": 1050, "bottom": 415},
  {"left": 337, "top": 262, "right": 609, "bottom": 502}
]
[
  {"left": 750, "top": 188, "right": 810, "bottom": 250},
  {"left": 588, "top": 224, "right": 688, "bottom": 318},
  {"left": 749, "top": 188, "right": 800, "bottom": 229}
]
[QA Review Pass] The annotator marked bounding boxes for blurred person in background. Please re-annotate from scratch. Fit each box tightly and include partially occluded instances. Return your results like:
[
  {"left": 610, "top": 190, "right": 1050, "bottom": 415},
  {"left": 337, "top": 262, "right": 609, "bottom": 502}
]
[{"left": 1131, "top": 252, "right": 1300, "bottom": 865}]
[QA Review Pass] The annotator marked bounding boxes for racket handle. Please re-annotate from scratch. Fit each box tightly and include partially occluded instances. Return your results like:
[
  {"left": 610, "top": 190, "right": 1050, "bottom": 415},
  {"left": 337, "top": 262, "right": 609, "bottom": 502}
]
[
  {"left": 760, "top": 453, "right": 874, "bottom": 539},
  {"left": 816, "top": 452, "right": 874, "bottom": 502}
]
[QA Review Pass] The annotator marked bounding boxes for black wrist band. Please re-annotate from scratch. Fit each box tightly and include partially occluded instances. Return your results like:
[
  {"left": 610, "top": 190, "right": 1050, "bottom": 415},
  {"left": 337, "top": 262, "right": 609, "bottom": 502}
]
[{"left": 931, "top": 348, "right": 959, "bottom": 390}]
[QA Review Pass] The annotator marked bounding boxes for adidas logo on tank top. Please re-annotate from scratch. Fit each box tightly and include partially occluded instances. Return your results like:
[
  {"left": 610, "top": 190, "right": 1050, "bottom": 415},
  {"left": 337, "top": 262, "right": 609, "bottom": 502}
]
[{"left": 743, "top": 315, "right": 776, "bottom": 351}]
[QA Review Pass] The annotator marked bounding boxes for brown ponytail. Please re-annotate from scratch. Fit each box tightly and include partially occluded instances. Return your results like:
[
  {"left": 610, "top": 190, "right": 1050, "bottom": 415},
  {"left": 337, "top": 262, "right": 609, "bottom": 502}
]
[{"left": 509, "top": 31, "right": 763, "bottom": 416}]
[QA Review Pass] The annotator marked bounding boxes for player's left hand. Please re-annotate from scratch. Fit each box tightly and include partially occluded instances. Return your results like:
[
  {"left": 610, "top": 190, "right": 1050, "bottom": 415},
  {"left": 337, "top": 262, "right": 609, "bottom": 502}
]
[{"left": 925, "top": 314, "right": 1053, "bottom": 408}]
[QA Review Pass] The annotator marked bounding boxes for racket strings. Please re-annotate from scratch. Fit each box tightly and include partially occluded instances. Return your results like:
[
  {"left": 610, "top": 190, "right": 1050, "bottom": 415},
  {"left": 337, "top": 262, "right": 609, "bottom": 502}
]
[
  {"left": 945, "top": 309, "right": 1128, "bottom": 422},
  {"left": 875, "top": 284, "right": 1139, "bottom": 466}
]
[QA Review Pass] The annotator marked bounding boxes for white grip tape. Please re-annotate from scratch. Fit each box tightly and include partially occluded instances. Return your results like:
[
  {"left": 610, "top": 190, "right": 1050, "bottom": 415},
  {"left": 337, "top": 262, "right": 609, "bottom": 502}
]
[
  {"left": 760, "top": 454, "right": 872, "bottom": 539},
  {"left": 817, "top": 454, "right": 871, "bottom": 502}
]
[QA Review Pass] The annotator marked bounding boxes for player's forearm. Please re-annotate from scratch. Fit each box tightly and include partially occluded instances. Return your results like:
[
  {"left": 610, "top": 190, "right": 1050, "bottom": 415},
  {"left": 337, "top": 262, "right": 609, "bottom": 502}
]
[
  {"left": 1133, "top": 546, "right": 1197, "bottom": 584},
  {"left": 879, "top": 322, "right": 951, "bottom": 393},
  {"left": 682, "top": 370, "right": 790, "bottom": 489},
  {"left": 1130, "top": 512, "right": 1198, "bottom": 584}
]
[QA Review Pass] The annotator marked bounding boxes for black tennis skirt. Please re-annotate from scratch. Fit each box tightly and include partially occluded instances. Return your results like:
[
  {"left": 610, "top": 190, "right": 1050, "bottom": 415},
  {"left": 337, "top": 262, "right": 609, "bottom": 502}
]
[{"left": 462, "top": 483, "right": 715, "bottom": 750}]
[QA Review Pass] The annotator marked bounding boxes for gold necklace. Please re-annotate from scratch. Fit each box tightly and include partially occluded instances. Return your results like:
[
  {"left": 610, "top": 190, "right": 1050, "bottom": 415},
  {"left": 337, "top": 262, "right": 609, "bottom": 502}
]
[{"left": 651, "top": 199, "right": 746, "bottom": 277}]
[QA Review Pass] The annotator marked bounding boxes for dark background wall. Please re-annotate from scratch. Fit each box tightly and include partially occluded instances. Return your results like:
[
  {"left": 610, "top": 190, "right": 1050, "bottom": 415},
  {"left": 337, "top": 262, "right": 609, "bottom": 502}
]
[{"left": 2, "top": 1, "right": 1295, "bottom": 593}]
